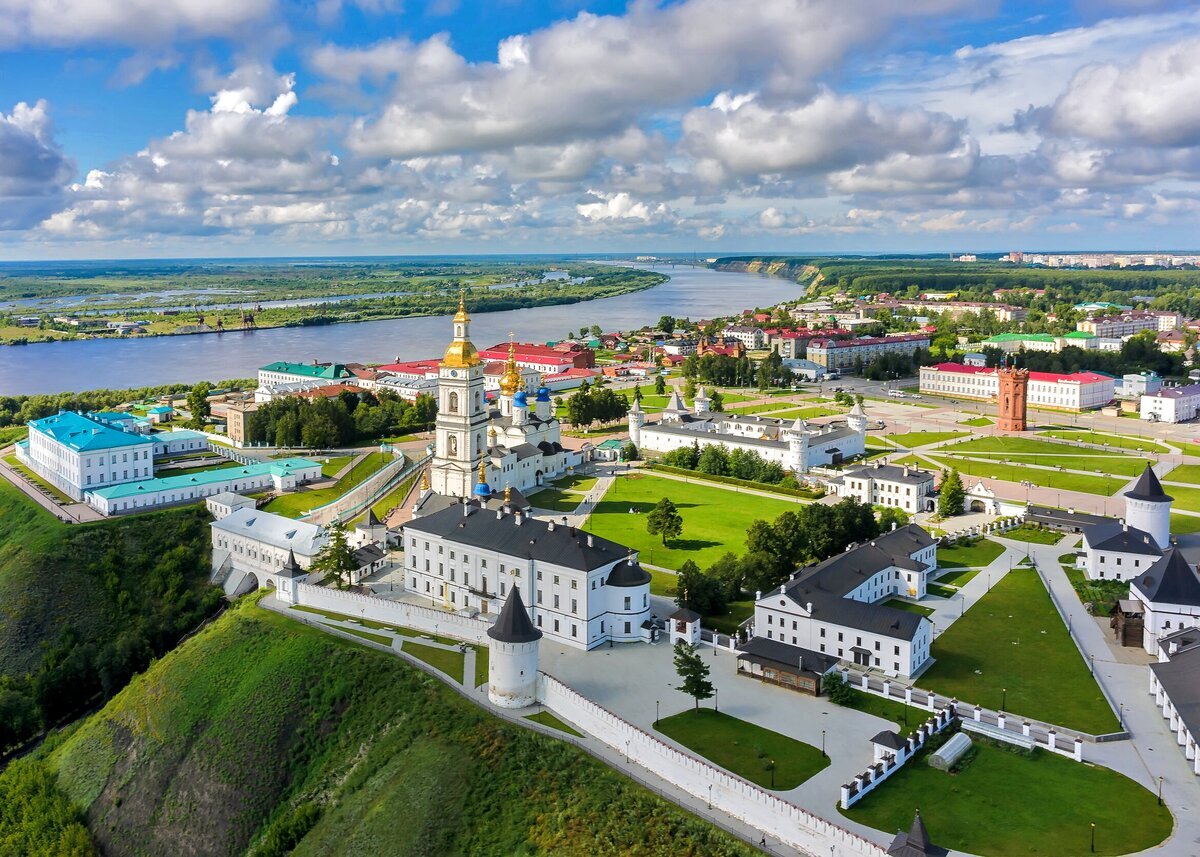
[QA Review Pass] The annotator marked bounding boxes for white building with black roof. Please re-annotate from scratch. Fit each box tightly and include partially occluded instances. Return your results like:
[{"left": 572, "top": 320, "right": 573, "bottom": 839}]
[
  {"left": 487, "top": 587, "right": 542, "bottom": 709},
  {"left": 630, "top": 395, "right": 866, "bottom": 475},
  {"left": 750, "top": 524, "right": 937, "bottom": 679},
  {"left": 1130, "top": 547, "right": 1200, "bottom": 656},
  {"left": 1078, "top": 465, "right": 1173, "bottom": 581},
  {"left": 1148, "top": 628, "right": 1200, "bottom": 774},
  {"left": 831, "top": 461, "right": 937, "bottom": 514},
  {"left": 402, "top": 494, "right": 652, "bottom": 650}
]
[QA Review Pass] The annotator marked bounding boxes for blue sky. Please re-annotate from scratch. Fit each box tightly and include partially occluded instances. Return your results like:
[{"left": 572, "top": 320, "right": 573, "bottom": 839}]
[{"left": 2, "top": 0, "right": 1200, "bottom": 258}]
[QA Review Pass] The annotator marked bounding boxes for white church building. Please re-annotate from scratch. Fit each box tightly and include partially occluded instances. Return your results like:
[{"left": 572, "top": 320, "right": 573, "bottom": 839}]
[
  {"left": 631, "top": 392, "right": 867, "bottom": 474},
  {"left": 1079, "top": 465, "right": 1173, "bottom": 582}
]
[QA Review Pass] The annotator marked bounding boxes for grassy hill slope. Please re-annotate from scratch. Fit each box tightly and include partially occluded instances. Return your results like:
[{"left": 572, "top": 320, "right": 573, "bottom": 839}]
[
  {"left": 37, "top": 597, "right": 753, "bottom": 857},
  {"left": 0, "top": 480, "right": 219, "bottom": 748}
]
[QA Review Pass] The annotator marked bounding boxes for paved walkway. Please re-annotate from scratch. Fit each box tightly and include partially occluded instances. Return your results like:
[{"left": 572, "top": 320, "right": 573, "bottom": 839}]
[
  {"left": 0, "top": 448, "right": 104, "bottom": 523},
  {"left": 918, "top": 542, "right": 1025, "bottom": 640}
]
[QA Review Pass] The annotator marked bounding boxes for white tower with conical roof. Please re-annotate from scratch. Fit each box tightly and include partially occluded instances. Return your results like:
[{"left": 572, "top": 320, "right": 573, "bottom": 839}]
[
  {"left": 847, "top": 399, "right": 868, "bottom": 435},
  {"left": 487, "top": 588, "right": 542, "bottom": 708},
  {"left": 628, "top": 397, "right": 645, "bottom": 446},
  {"left": 1125, "top": 464, "right": 1173, "bottom": 550},
  {"left": 693, "top": 387, "right": 711, "bottom": 414},
  {"left": 783, "top": 416, "right": 810, "bottom": 474}
]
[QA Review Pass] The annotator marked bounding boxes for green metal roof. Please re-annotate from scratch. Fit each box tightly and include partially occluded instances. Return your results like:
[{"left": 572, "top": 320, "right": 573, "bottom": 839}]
[
  {"left": 982, "top": 333, "right": 1055, "bottom": 343},
  {"left": 1064, "top": 331, "right": 1097, "bottom": 339},
  {"left": 259, "top": 361, "right": 351, "bottom": 380},
  {"left": 88, "top": 457, "right": 319, "bottom": 500},
  {"left": 29, "top": 411, "right": 155, "bottom": 452}
]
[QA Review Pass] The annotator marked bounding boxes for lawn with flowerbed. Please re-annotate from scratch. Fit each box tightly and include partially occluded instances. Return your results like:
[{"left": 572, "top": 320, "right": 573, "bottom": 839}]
[
  {"left": 1000, "top": 525, "right": 1065, "bottom": 545},
  {"left": 920, "top": 568, "right": 1118, "bottom": 734},
  {"left": 841, "top": 739, "right": 1172, "bottom": 857},
  {"left": 885, "top": 431, "right": 969, "bottom": 448},
  {"left": 1039, "top": 429, "right": 1170, "bottom": 454},
  {"left": 654, "top": 709, "right": 829, "bottom": 790},
  {"left": 920, "top": 454, "right": 1124, "bottom": 496},
  {"left": 585, "top": 473, "right": 797, "bottom": 569}
]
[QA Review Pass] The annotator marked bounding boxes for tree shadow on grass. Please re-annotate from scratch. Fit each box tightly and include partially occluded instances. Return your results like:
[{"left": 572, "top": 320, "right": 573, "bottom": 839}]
[{"left": 664, "top": 538, "right": 721, "bottom": 551}]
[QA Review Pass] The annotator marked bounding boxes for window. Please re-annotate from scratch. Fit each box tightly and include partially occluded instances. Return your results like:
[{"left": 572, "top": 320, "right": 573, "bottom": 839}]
[
  {"left": 537, "top": 570, "right": 543, "bottom": 580},
  {"left": 500, "top": 581, "right": 506, "bottom": 595},
  {"left": 571, "top": 599, "right": 577, "bottom": 614},
  {"left": 837, "top": 632, "right": 843, "bottom": 642},
  {"left": 553, "top": 575, "right": 560, "bottom": 585},
  {"left": 553, "top": 619, "right": 560, "bottom": 632},
  {"left": 894, "top": 645, "right": 900, "bottom": 655},
  {"left": 571, "top": 580, "right": 577, "bottom": 589},
  {"left": 767, "top": 615, "right": 773, "bottom": 625},
  {"left": 624, "top": 596, "right": 631, "bottom": 610},
  {"left": 537, "top": 616, "right": 542, "bottom": 627},
  {"left": 875, "top": 641, "right": 880, "bottom": 651},
  {"left": 819, "top": 628, "right": 826, "bottom": 638},
  {"left": 571, "top": 624, "right": 577, "bottom": 637},
  {"left": 767, "top": 631, "right": 773, "bottom": 639}
]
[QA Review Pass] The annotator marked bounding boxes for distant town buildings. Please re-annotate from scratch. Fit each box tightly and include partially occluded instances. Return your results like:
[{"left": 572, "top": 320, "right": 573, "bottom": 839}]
[
  {"left": 1141, "top": 384, "right": 1200, "bottom": 423},
  {"left": 806, "top": 334, "right": 930, "bottom": 371},
  {"left": 919, "top": 363, "right": 1114, "bottom": 412}
]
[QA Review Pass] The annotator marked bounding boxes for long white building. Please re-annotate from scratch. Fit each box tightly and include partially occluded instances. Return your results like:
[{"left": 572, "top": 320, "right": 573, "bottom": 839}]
[
  {"left": 1141, "top": 384, "right": 1200, "bottom": 423},
  {"left": 919, "top": 362, "right": 1115, "bottom": 411},
  {"left": 403, "top": 495, "right": 653, "bottom": 650},
  {"left": 831, "top": 462, "right": 937, "bottom": 514},
  {"left": 750, "top": 524, "right": 937, "bottom": 679},
  {"left": 632, "top": 393, "right": 867, "bottom": 474},
  {"left": 1149, "top": 629, "right": 1200, "bottom": 775}
]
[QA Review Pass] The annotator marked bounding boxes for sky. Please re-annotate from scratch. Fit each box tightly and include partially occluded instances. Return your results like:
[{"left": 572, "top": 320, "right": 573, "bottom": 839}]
[{"left": 3, "top": 0, "right": 1200, "bottom": 258}]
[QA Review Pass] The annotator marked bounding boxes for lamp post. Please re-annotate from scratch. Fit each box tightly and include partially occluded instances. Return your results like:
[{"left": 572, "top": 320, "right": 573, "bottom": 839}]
[
  {"left": 715, "top": 687, "right": 719, "bottom": 711},
  {"left": 1001, "top": 687, "right": 1007, "bottom": 712},
  {"left": 1158, "top": 776, "right": 1164, "bottom": 806},
  {"left": 656, "top": 699, "right": 660, "bottom": 728},
  {"left": 822, "top": 729, "right": 827, "bottom": 758},
  {"left": 1090, "top": 653, "right": 1095, "bottom": 676},
  {"left": 1090, "top": 822, "right": 1096, "bottom": 853},
  {"left": 707, "top": 783, "right": 713, "bottom": 809},
  {"left": 769, "top": 759, "right": 776, "bottom": 789}
]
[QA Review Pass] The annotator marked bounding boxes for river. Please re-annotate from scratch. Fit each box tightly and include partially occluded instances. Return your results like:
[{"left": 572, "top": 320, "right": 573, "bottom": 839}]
[{"left": 0, "top": 264, "right": 800, "bottom": 396}]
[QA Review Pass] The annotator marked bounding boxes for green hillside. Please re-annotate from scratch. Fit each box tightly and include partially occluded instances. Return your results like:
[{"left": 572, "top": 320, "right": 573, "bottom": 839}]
[
  {"left": 20, "top": 597, "right": 754, "bottom": 857},
  {"left": 0, "top": 480, "right": 220, "bottom": 750}
]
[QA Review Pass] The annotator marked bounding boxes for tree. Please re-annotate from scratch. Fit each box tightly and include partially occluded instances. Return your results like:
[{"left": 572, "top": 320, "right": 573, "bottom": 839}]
[
  {"left": 709, "top": 390, "right": 724, "bottom": 412},
  {"left": 590, "top": 324, "right": 603, "bottom": 338},
  {"left": 822, "top": 670, "right": 855, "bottom": 705},
  {"left": 309, "top": 520, "right": 358, "bottom": 589},
  {"left": 646, "top": 497, "right": 683, "bottom": 545},
  {"left": 675, "top": 560, "right": 727, "bottom": 616},
  {"left": 565, "top": 387, "right": 594, "bottom": 429},
  {"left": 938, "top": 468, "right": 966, "bottom": 518},
  {"left": 682, "top": 377, "right": 697, "bottom": 400},
  {"left": 877, "top": 506, "right": 910, "bottom": 531},
  {"left": 654, "top": 374, "right": 667, "bottom": 396},
  {"left": 672, "top": 640, "right": 714, "bottom": 709},
  {"left": 658, "top": 315, "right": 676, "bottom": 333},
  {"left": 632, "top": 384, "right": 643, "bottom": 403},
  {"left": 620, "top": 441, "right": 640, "bottom": 461},
  {"left": 186, "top": 381, "right": 212, "bottom": 428}
]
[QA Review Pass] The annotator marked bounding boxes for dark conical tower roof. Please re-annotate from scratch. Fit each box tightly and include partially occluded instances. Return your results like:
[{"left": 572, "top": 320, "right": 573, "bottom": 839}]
[
  {"left": 278, "top": 548, "right": 302, "bottom": 578},
  {"left": 907, "top": 810, "right": 932, "bottom": 850},
  {"left": 1126, "top": 464, "right": 1173, "bottom": 504},
  {"left": 487, "top": 587, "right": 542, "bottom": 644},
  {"left": 887, "top": 808, "right": 948, "bottom": 857},
  {"left": 366, "top": 508, "right": 381, "bottom": 526}
]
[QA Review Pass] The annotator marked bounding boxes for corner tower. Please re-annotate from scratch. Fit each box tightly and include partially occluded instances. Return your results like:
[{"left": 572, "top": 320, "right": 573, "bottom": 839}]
[
  {"left": 431, "top": 292, "right": 489, "bottom": 498},
  {"left": 1125, "top": 464, "right": 1173, "bottom": 550},
  {"left": 487, "top": 587, "right": 541, "bottom": 708},
  {"left": 996, "top": 365, "right": 1029, "bottom": 432}
]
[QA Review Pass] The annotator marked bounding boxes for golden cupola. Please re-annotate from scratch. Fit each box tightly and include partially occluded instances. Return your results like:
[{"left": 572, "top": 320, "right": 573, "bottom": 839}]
[
  {"left": 498, "top": 338, "right": 522, "bottom": 396},
  {"left": 442, "top": 291, "right": 481, "bottom": 368}
]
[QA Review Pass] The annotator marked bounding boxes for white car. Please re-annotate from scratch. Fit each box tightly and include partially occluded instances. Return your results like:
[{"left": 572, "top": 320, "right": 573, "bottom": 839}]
[{"left": 887, "top": 389, "right": 905, "bottom": 398}]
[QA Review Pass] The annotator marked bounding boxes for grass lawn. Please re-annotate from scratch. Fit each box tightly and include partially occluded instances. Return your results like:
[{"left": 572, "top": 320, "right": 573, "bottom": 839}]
[
  {"left": 320, "top": 455, "right": 354, "bottom": 478},
  {"left": 884, "top": 598, "right": 934, "bottom": 618},
  {"left": 945, "top": 436, "right": 1116, "bottom": 457},
  {"left": 1164, "top": 464, "right": 1200, "bottom": 485},
  {"left": 264, "top": 451, "right": 395, "bottom": 517},
  {"left": 947, "top": 451, "right": 1150, "bottom": 478},
  {"left": 923, "top": 454, "right": 1123, "bottom": 496},
  {"left": 926, "top": 583, "right": 957, "bottom": 598},
  {"left": 921, "top": 568, "right": 1118, "bottom": 733},
  {"left": 727, "top": 400, "right": 803, "bottom": 415},
  {"left": 1039, "top": 429, "right": 1170, "bottom": 454},
  {"left": 1000, "top": 525, "right": 1064, "bottom": 545},
  {"left": 532, "top": 474, "right": 600, "bottom": 513},
  {"left": 525, "top": 710, "right": 583, "bottom": 737},
  {"left": 649, "top": 567, "right": 678, "bottom": 597},
  {"left": 960, "top": 416, "right": 993, "bottom": 427},
  {"left": 336, "top": 626, "right": 394, "bottom": 646},
  {"left": 1160, "top": 482, "right": 1200, "bottom": 513},
  {"left": 159, "top": 460, "right": 240, "bottom": 477},
  {"left": 1063, "top": 566, "right": 1130, "bottom": 617},
  {"left": 936, "top": 538, "right": 1005, "bottom": 568},
  {"left": 364, "top": 471, "right": 420, "bottom": 522},
  {"left": 840, "top": 689, "right": 931, "bottom": 732},
  {"left": 936, "top": 568, "right": 981, "bottom": 587},
  {"left": 291, "top": 605, "right": 461, "bottom": 645},
  {"left": 885, "top": 431, "right": 969, "bottom": 448},
  {"left": 1171, "top": 513, "right": 1200, "bottom": 534},
  {"left": 768, "top": 406, "right": 841, "bottom": 420},
  {"left": 403, "top": 641, "right": 465, "bottom": 684},
  {"left": 654, "top": 709, "right": 829, "bottom": 790},
  {"left": 474, "top": 644, "right": 489, "bottom": 689},
  {"left": 701, "top": 600, "right": 752, "bottom": 635},
  {"left": 842, "top": 741, "right": 1172, "bottom": 857},
  {"left": 585, "top": 473, "right": 797, "bottom": 569}
]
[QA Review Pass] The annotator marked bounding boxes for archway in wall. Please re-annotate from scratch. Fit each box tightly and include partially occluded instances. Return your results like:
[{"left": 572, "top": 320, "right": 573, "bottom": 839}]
[
  {"left": 969, "top": 499, "right": 987, "bottom": 513},
  {"left": 232, "top": 571, "right": 261, "bottom": 598},
  {"left": 536, "top": 470, "right": 544, "bottom": 486}
]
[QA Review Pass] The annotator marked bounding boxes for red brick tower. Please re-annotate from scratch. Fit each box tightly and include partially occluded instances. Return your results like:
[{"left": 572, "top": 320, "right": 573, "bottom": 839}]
[{"left": 997, "top": 366, "right": 1029, "bottom": 432}]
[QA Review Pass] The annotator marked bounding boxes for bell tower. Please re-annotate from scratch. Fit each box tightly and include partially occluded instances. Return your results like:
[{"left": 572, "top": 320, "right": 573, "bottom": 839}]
[
  {"left": 997, "top": 365, "right": 1029, "bottom": 432},
  {"left": 431, "top": 292, "right": 489, "bottom": 497}
]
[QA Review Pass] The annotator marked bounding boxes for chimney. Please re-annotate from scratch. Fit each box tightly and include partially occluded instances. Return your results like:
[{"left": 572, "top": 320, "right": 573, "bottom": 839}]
[
  {"left": 587, "top": 534, "right": 594, "bottom": 547},
  {"left": 496, "top": 508, "right": 503, "bottom": 520},
  {"left": 548, "top": 520, "right": 555, "bottom": 531},
  {"left": 806, "top": 601, "right": 812, "bottom": 614},
  {"left": 515, "top": 512, "right": 524, "bottom": 526},
  {"left": 462, "top": 503, "right": 470, "bottom": 518}
]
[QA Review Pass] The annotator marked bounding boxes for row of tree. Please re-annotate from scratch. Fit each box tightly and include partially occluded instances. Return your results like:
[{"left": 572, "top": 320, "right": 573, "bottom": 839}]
[
  {"left": 564, "top": 381, "right": 631, "bottom": 429},
  {"left": 244, "top": 390, "right": 437, "bottom": 448},
  {"left": 659, "top": 441, "right": 796, "bottom": 488},
  {"left": 0, "top": 378, "right": 253, "bottom": 429}
]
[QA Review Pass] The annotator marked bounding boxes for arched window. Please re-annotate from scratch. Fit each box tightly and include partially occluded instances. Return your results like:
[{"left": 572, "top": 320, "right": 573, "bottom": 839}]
[
  {"left": 448, "top": 436, "right": 458, "bottom": 458},
  {"left": 449, "top": 392, "right": 459, "bottom": 413}
]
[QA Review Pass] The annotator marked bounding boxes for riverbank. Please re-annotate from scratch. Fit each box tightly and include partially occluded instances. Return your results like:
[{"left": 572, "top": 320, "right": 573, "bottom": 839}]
[{"left": 0, "top": 266, "right": 666, "bottom": 346}]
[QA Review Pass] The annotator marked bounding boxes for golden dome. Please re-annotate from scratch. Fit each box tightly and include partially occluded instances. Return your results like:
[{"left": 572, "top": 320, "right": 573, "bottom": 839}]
[
  {"left": 442, "top": 338, "right": 481, "bottom": 367},
  {"left": 498, "top": 339, "right": 522, "bottom": 396}
]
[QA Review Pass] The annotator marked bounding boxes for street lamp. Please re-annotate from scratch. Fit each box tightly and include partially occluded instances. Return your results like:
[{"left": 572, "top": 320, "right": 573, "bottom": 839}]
[
  {"left": 1090, "top": 822, "right": 1096, "bottom": 853},
  {"left": 656, "top": 699, "right": 660, "bottom": 728},
  {"left": 822, "top": 729, "right": 827, "bottom": 758},
  {"left": 769, "top": 759, "right": 776, "bottom": 789},
  {"left": 1158, "top": 776, "right": 1164, "bottom": 806},
  {"left": 715, "top": 687, "right": 719, "bottom": 711},
  {"left": 1001, "top": 687, "right": 1007, "bottom": 712},
  {"left": 1090, "top": 653, "right": 1095, "bottom": 675},
  {"left": 707, "top": 783, "right": 713, "bottom": 809}
]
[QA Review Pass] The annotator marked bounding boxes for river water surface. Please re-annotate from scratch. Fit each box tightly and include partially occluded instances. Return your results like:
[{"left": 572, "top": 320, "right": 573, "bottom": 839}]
[{"left": 0, "top": 264, "right": 799, "bottom": 396}]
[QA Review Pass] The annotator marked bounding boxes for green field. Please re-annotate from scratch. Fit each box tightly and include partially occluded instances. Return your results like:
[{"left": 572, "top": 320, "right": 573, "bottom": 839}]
[
  {"left": 936, "top": 568, "right": 981, "bottom": 587},
  {"left": 764, "top": 406, "right": 841, "bottom": 420},
  {"left": 885, "top": 431, "right": 969, "bottom": 448},
  {"left": 842, "top": 741, "right": 1172, "bottom": 857},
  {"left": 1171, "top": 513, "right": 1200, "bottom": 533},
  {"left": 649, "top": 567, "right": 678, "bottom": 597},
  {"left": 1000, "top": 525, "right": 1065, "bottom": 545},
  {"left": 726, "top": 400, "right": 805, "bottom": 415},
  {"left": 320, "top": 455, "right": 354, "bottom": 477},
  {"left": 840, "top": 690, "right": 931, "bottom": 731},
  {"left": 585, "top": 474, "right": 798, "bottom": 569},
  {"left": 944, "top": 436, "right": 1117, "bottom": 456},
  {"left": 884, "top": 598, "right": 934, "bottom": 618},
  {"left": 404, "top": 641, "right": 465, "bottom": 684},
  {"left": 921, "top": 568, "right": 1118, "bottom": 734},
  {"left": 531, "top": 474, "right": 600, "bottom": 513},
  {"left": 945, "top": 451, "right": 1150, "bottom": 478},
  {"left": 1039, "top": 429, "right": 1170, "bottom": 454},
  {"left": 525, "top": 710, "right": 583, "bottom": 737},
  {"left": 926, "top": 583, "right": 957, "bottom": 598},
  {"left": 936, "top": 538, "right": 1005, "bottom": 569},
  {"left": 21, "top": 598, "right": 755, "bottom": 856},
  {"left": 921, "top": 454, "right": 1124, "bottom": 496},
  {"left": 1164, "top": 464, "right": 1200, "bottom": 485},
  {"left": 959, "top": 416, "right": 993, "bottom": 427},
  {"left": 264, "top": 451, "right": 396, "bottom": 517},
  {"left": 654, "top": 709, "right": 828, "bottom": 790},
  {"left": 1157, "top": 482, "right": 1200, "bottom": 512},
  {"left": 701, "top": 600, "right": 753, "bottom": 635}
]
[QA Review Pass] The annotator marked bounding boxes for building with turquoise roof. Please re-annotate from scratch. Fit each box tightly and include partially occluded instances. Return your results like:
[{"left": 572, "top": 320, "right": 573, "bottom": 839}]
[
  {"left": 86, "top": 457, "right": 321, "bottom": 515},
  {"left": 19, "top": 411, "right": 156, "bottom": 500},
  {"left": 258, "top": 361, "right": 354, "bottom": 388}
]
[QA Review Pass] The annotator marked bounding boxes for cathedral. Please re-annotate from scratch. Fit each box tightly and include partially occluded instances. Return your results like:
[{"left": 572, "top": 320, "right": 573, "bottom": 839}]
[{"left": 420, "top": 295, "right": 582, "bottom": 511}]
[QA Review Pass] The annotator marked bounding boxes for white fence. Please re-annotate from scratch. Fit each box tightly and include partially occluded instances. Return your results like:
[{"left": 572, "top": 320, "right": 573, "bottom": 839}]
[
  {"left": 840, "top": 709, "right": 954, "bottom": 809},
  {"left": 538, "top": 673, "right": 889, "bottom": 857},
  {"left": 290, "top": 583, "right": 492, "bottom": 644}
]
